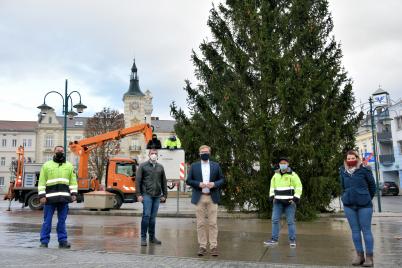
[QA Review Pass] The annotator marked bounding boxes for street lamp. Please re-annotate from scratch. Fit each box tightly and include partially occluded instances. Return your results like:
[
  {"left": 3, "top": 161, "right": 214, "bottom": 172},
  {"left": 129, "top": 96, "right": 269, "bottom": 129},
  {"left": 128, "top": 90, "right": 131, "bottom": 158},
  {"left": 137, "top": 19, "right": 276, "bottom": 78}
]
[
  {"left": 37, "top": 79, "right": 87, "bottom": 155},
  {"left": 369, "top": 96, "right": 382, "bottom": 212}
]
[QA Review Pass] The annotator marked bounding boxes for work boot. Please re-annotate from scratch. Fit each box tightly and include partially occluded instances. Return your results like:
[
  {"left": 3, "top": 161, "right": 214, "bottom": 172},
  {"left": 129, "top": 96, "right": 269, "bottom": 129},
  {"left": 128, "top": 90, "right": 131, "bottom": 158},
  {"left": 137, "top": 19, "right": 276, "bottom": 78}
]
[
  {"left": 352, "top": 251, "right": 365, "bottom": 266},
  {"left": 197, "top": 247, "right": 207, "bottom": 256},
  {"left": 141, "top": 239, "right": 147, "bottom": 246},
  {"left": 210, "top": 247, "right": 219, "bottom": 257},
  {"left": 149, "top": 237, "right": 162, "bottom": 245},
  {"left": 362, "top": 254, "right": 373, "bottom": 267},
  {"left": 39, "top": 243, "right": 48, "bottom": 248},
  {"left": 58, "top": 241, "right": 71, "bottom": 249}
]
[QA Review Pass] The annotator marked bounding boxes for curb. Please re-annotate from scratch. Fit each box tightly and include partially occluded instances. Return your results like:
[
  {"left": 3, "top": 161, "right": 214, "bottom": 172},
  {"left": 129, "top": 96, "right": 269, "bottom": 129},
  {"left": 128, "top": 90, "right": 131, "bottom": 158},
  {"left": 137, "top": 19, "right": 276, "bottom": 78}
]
[{"left": 68, "top": 208, "right": 259, "bottom": 219}]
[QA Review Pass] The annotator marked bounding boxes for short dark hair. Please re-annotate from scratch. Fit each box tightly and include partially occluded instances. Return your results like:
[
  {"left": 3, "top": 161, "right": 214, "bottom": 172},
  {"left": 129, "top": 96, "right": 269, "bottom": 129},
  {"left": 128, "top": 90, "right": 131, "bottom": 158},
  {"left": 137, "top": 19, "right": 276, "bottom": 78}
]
[{"left": 54, "top": 146, "right": 64, "bottom": 151}]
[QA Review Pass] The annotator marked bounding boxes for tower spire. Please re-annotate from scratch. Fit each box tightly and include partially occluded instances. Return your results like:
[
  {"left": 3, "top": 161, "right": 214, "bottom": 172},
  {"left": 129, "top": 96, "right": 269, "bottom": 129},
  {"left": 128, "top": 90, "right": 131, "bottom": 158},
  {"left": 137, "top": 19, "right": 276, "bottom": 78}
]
[{"left": 124, "top": 58, "right": 144, "bottom": 99}]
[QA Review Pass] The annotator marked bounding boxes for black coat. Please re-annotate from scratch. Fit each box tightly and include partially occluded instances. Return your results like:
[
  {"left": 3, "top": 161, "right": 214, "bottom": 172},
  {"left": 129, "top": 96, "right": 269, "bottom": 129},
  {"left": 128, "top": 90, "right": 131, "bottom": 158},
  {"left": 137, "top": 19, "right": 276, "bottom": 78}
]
[{"left": 136, "top": 161, "right": 167, "bottom": 198}]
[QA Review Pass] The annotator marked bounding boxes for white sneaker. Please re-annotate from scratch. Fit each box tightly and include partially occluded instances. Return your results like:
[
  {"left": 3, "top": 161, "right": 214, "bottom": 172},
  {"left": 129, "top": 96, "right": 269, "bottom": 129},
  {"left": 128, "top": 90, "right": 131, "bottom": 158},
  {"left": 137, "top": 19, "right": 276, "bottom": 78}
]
[
  {"left": 289, "top": 240, "right": 296, "bottom": 248},
  {"left": 263, "top": 240, "right": 278, "bottom": 246}
]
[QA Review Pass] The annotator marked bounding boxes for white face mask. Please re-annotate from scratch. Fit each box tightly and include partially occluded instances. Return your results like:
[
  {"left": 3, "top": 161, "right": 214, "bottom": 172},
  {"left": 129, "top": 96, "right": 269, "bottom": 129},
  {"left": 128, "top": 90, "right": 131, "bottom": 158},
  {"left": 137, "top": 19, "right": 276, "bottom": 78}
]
[{"left": 149, "top": 154, "right": 157, "bottom": 161}]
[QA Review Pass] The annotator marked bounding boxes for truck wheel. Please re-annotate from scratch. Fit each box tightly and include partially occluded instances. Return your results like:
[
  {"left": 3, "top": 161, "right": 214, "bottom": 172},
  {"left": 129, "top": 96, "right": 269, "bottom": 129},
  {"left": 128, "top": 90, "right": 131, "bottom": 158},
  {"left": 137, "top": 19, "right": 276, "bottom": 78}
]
[
  {"left": 113, "top": 194, "right": 123, "bottom": 209},
  {"left": 28, "top": 194, "right": 43, "bottom": 210}
]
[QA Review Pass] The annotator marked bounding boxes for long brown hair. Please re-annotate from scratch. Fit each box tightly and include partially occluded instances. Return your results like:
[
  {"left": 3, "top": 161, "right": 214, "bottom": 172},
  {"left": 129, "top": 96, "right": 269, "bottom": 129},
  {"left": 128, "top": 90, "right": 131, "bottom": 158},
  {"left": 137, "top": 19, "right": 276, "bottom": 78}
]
[{"left": 344, "top": 150, "right": 360, "bottom": 160}]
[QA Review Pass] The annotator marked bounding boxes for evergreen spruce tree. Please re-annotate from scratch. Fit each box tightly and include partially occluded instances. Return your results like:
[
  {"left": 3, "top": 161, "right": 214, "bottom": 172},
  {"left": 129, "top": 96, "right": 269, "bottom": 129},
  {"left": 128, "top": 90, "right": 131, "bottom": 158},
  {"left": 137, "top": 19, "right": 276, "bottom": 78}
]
[{"left": 171, "top": 0, "right": 361, "bottom": 219}]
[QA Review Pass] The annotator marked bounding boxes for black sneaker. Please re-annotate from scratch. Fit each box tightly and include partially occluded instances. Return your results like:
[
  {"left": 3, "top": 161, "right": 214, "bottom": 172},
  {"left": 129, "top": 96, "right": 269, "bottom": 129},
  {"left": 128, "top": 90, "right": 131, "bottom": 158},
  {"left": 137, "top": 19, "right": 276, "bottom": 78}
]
[
  {"left": 149, "top": 237, "right": 162, "bottom": 245},
  {"left": 40, "top": 243, "right": 48, "bottom": 248},
  {"left": 141, "top": 239, "right": 147, "bottom": 246},
  {"left": 58, "top": 241, "right": 71, "bottom": 249}
]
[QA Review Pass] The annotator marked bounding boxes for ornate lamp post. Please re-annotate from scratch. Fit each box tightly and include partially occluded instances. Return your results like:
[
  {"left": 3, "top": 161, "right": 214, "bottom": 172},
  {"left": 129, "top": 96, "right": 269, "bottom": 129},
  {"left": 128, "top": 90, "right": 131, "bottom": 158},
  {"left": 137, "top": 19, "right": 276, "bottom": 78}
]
[{"left": 37, "top": 79, "right": 87, "bottom": 155}]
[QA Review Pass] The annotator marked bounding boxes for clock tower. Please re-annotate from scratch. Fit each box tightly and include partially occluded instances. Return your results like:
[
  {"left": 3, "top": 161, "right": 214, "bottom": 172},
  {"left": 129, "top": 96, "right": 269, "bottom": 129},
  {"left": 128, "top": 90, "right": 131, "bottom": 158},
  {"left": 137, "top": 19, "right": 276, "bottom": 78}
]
[{"left": 122, "top": 59, "right": 153, "bottom": 157}]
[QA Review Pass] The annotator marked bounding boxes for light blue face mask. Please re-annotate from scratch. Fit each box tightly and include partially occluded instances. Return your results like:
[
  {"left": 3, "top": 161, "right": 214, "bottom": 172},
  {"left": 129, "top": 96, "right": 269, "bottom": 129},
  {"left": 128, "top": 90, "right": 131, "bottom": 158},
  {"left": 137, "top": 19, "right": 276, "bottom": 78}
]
[{"left": 279, "top": 163, "right": 288, "bottom": 170}]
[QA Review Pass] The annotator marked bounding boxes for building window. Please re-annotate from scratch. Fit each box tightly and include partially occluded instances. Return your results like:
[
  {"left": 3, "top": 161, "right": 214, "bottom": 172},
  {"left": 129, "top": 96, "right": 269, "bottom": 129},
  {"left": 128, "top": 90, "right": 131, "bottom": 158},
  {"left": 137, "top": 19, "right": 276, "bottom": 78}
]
[
  {"left": 396, "top": 117, "right": 402, "bottom": 130},
  {"left": 398, "top": 141, "right": 402, "bottom": 155},
  {"left": 48, "top": 117, "right": 52, "bottom": 124},
  {"left": 0, "top": 157, "right": 5, "bottom": 166},
  {"left": 2, "top": 139, "right": 6, "bottom": 147},
  {"left": 45, "top": 135, "right": 54, "bottom": 148},
  {"left": 23, "top": 138, "right": 33, "bottom": 147},
  {"left": 12, "top": 139, "right": 17, "bottom": 147},
  {"left": 0, "top": 177, "right": 4, "bottom": 187}
]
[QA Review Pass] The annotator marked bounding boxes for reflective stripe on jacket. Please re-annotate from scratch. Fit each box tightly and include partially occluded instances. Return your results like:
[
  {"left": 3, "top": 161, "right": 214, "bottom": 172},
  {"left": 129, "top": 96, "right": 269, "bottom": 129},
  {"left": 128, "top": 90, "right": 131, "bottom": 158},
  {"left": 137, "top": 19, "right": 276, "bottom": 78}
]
[
  {"left": 38, "top": 160, "right": 77, "bottom": 203},
  {"left": 269, "top": 168, "right": 303, "bottom": 200}
]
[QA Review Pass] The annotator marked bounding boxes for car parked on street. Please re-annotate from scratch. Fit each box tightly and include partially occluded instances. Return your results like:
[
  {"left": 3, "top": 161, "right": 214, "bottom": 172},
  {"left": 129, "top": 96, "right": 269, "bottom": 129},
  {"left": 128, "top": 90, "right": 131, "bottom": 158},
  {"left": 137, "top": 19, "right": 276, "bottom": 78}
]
[{"left": 380, "top": 181, "right": 400, "bottom": 196}]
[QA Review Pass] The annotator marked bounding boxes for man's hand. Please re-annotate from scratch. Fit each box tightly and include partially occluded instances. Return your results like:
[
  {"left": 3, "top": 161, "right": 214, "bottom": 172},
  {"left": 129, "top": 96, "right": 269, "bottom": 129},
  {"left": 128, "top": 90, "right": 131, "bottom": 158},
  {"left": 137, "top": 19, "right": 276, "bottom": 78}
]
[
  {"left": 199, "top": 182, "right": 207, "bottom": 188},
  {"left": 206, "top": 182, "right": 215, "bottom": 189},
  {"left": 138, "top": 196, "right": 144, "bottom": 203},
  {"left": 268, "top": 196, "right": 274, "bottom": 203},
  {"left": 71, "top": 195, "right": 77, "bottom": 202},
  {"left": 39, "top": 197, "right": 47, "bottom": 204},
  {"left": 292, "top": 196, "right": 300, "bottom": 204},
  {"left": 160, "top": 196, "right": 166, "bottom": 203}
]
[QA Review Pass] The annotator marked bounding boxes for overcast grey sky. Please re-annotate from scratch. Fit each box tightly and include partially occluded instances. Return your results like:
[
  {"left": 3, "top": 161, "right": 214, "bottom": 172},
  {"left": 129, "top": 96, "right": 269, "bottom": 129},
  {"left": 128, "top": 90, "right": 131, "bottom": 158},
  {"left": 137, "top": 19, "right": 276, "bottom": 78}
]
[{"left": 1, "top": 0, "right": 401, "bottom": 121}]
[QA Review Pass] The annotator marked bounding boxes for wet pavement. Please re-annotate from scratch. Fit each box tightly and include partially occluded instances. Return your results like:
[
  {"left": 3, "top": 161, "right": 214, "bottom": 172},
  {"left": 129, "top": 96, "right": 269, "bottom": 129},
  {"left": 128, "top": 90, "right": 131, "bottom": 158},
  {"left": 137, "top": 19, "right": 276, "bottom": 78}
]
[{"left": 1, "top": 203, "right": 402, "bottom": 267}]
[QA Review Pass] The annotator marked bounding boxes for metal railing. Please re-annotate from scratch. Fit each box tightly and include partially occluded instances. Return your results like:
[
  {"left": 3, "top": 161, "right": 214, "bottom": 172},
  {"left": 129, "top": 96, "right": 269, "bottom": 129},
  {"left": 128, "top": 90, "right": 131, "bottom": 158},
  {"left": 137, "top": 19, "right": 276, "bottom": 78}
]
[
  {"left": 379, "top": 154, "right": 395, "bottom": 165},
  {"left": 377, "top": 131, "right": 392, "bottom": 142}
]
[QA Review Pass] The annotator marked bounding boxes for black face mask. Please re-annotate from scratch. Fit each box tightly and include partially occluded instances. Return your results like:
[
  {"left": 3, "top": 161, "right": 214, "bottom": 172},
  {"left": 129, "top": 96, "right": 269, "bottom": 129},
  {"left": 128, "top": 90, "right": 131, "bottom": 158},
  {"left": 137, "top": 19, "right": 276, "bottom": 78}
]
[
  {"left": 53, "top": 152, "right": 66, "bottom": 164},
  {"left": 200, "top": 153, "right": 210, "bottom": 161},
  {"left": 152, "top": 137, "right": 157, "bottom": 141}
]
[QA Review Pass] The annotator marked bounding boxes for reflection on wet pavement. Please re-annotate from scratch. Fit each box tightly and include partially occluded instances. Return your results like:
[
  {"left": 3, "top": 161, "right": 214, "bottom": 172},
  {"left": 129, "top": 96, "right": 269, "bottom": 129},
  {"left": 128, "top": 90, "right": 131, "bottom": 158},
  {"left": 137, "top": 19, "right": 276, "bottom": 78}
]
[{"left": 1, "top": 208, "right": 402, "bottom": 266}]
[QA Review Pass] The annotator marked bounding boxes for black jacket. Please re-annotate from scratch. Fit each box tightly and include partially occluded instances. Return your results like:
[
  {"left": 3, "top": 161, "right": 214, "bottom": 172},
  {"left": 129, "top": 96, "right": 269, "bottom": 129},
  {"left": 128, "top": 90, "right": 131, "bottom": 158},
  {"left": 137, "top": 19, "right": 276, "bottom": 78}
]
[
  {"left": 146, "top": 139, "right": 162, "bottom": 149},
  {"left": 136, "top": 161, "right": 167, "bottom": 198}
]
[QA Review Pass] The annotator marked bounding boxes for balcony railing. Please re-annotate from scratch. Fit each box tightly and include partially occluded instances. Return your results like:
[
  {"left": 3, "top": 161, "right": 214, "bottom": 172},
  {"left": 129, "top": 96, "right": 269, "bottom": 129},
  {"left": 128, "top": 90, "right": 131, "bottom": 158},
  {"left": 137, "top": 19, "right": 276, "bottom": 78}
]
[
  {"left": 379, "top": 154, "right": 395, "bottom": 166},
  {"left": 129, "top": 145, "right": 141, "bottom": 151},
  {"left": 377, "top": 131, "right": 392, "bottom": 142}
]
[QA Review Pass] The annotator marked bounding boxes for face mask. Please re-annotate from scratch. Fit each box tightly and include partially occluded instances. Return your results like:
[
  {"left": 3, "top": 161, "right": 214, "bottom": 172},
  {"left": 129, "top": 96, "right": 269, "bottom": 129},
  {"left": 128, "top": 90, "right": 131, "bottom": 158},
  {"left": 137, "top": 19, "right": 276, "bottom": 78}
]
[
  {"left": 152, "top": 137, "right": 157, "bottom": 141},
  {"left": 53, "top": 152, "right": 65, "bottom": 163},
  {"left": 149, "top": 154, "right": 157, "bottom": 161},
  {"left": 200, "top": 153, "right": 210, "bottom": 161},
  {"left": 346, "top": 160, "right": 358, "bottom": 167},
  {"left": 279, "top": 163, "right": 288, "bottom": 170}
]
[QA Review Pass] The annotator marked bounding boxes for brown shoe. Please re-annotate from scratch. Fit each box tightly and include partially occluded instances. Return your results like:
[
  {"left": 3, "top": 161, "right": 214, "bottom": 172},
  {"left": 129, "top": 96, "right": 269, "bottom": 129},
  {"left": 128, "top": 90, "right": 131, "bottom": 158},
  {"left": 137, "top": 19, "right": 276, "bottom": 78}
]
[
  {"left": 197, "top": 247, "right": 207, "bottom": 256},
  {"left": 362, "top": 254, "right": 373, "bottom": 267},
  {"left": 352, "top": 251, "right": 365, "bottom": 266},
  {"left": 210, "top": 247, "right": 219, "bottom": 257}
]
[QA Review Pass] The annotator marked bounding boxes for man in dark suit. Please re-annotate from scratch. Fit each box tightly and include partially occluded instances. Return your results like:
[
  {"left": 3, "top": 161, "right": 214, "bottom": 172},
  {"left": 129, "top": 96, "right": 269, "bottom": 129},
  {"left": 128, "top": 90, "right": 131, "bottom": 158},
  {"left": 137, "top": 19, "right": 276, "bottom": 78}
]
[{"left": 186, "top": 145, "right": 225, "bottom": 257}]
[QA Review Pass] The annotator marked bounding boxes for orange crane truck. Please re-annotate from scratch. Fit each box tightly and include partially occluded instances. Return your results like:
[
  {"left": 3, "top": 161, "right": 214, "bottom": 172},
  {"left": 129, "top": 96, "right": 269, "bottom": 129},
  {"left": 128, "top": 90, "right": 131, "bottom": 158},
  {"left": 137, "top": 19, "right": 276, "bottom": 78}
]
[{"left": 4, "top": 123, "right": 153, "bottom": 210}]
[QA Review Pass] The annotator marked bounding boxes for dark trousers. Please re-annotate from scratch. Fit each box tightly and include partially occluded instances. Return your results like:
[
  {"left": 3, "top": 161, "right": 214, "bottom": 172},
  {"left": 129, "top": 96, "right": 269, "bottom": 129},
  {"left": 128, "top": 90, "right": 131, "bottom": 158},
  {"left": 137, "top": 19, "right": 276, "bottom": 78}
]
[
  {"left": 141, "top": 194, "right": 160, "bottom": 240},
  {"left": 40, "top": 202, "right": 69, "bottom": 244}
]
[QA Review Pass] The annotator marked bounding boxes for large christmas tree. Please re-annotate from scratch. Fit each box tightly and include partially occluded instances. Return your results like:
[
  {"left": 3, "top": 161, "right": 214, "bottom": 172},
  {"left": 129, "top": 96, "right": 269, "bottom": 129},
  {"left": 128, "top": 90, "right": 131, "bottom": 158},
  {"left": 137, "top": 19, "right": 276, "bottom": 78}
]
[{"left": 171, "top": 0, "right": 361, "bottom": 219}]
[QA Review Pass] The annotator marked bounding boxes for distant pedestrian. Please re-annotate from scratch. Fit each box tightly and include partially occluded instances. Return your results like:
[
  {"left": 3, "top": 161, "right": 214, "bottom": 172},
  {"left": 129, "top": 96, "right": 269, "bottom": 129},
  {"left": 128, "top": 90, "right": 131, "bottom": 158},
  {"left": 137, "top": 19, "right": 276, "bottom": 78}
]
[
  {"left": 186, "top": 145, "right": 225, "bottom": 257},
  {"left": 340, "top": 150, "right": 375, "bottom": 267},
  {"left": 38, "top": 146, "right": 78, "bottom": 248},
  {"left": 136, "top": 149, "right": 167, "bottom": 246},
  {"left": 264, "top": 157, "right": 302, "bottom": 248},
  {"left": 146, "top": 134, "right": 162, "bottom": 149}
]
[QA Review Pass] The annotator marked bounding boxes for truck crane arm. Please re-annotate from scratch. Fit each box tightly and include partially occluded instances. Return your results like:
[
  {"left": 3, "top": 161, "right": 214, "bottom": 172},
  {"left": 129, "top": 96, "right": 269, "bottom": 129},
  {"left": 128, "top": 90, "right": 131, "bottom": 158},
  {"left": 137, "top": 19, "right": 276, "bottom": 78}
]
[{"left": 68, "top": 123, "right": 153, "bottom": 181}]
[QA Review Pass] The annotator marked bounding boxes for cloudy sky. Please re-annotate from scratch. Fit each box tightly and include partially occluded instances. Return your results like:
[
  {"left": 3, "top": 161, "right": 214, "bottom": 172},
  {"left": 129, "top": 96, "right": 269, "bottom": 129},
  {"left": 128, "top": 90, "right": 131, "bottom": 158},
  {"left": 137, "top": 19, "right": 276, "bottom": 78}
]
[{"left": 1, "top": 0, "right": 401, "bottom": 121}]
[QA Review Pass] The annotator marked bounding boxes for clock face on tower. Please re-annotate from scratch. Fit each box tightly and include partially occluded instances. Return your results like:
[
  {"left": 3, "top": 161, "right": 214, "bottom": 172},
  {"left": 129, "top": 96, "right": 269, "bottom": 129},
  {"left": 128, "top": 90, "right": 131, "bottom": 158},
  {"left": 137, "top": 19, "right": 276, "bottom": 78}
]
[{"left": 129, "top": 101, "right": 140, "bottom": 111}]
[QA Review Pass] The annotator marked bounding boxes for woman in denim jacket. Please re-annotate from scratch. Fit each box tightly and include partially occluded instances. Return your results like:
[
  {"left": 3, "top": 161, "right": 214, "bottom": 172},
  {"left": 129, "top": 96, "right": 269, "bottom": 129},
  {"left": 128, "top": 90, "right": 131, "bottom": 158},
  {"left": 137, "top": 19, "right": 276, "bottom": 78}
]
[{"left": 340, "top": 150, "right": 376, "bottom": 267}]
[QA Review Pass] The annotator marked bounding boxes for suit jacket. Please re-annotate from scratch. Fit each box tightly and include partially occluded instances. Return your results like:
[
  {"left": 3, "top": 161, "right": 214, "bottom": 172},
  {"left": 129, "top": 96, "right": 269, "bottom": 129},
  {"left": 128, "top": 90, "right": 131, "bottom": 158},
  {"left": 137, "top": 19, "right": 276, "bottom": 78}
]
[{"left": 186, "top": 160, "right": 225, "bottom": 205}]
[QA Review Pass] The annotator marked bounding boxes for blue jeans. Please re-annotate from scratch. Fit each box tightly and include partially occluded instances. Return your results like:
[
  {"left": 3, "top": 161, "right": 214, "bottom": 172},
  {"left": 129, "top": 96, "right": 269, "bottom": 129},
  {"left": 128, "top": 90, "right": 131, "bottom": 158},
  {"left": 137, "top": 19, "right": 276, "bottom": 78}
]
[
  {"left": 344, "top": 206, "right": 374, "bottom": 254},
  {"left": 141, "top": 195, "right": 160, "bottom": 240},
  {"left": 271, "top": 201, "right": 296, "bottom": 241},
  {"left": 40, "top": 202, "right": 69, "bottom": 244}
]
